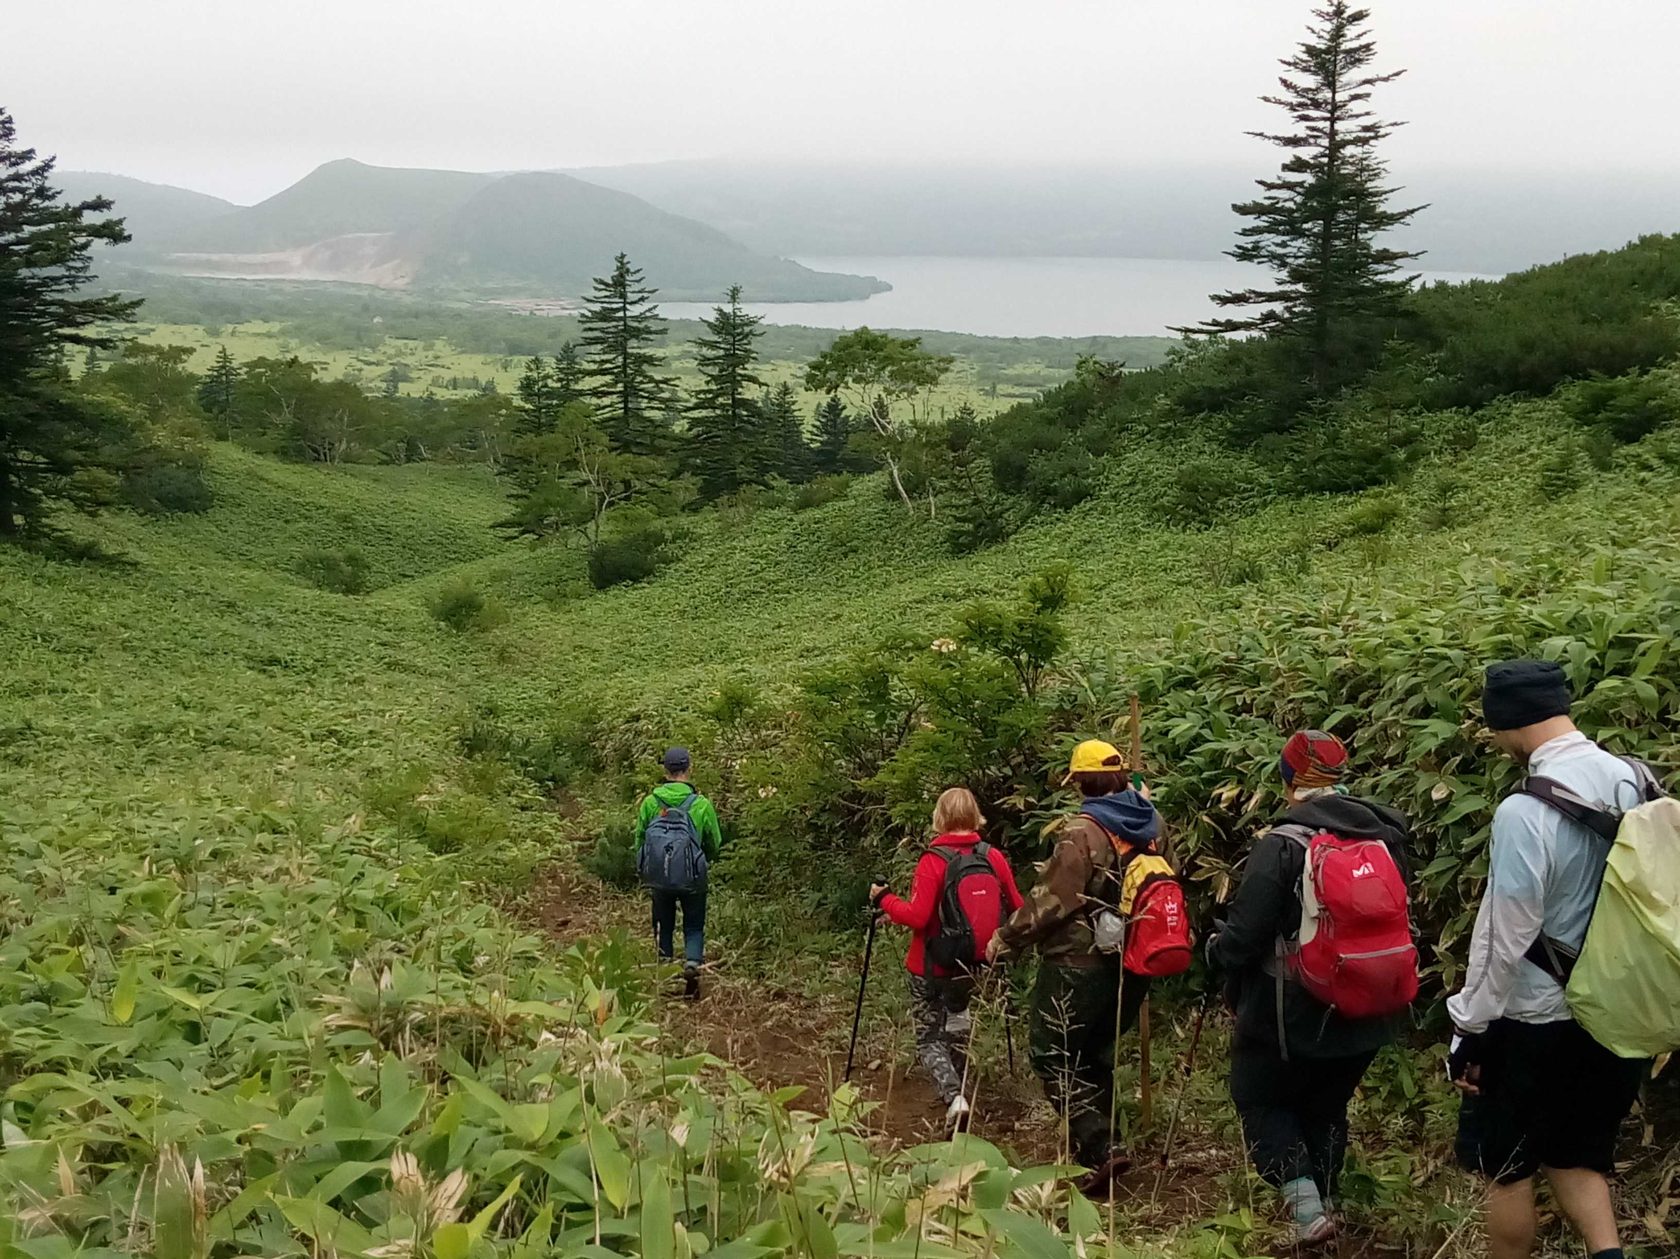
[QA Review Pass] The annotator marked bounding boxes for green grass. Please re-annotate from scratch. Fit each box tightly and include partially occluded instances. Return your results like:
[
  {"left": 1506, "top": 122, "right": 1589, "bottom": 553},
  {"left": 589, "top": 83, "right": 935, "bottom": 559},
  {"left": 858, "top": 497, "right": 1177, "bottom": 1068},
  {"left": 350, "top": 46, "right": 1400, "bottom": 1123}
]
[{"left": 5, "top": 375, "right": 1680, "bottom": 1252}]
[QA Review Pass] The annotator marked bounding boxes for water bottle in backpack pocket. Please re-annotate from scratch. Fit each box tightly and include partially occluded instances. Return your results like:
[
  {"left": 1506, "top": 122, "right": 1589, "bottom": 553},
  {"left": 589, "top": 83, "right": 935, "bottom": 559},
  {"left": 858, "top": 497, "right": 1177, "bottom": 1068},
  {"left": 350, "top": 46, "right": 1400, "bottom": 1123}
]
[
  {"left": 1278, "top": 825, "right": 1418, "bottom": 1019},
  {"left": 925, "top": 844, "right": 1005, "bottom": 975},
  {"left": 638, "top": 791, "right": 707, "bottom": 893}
]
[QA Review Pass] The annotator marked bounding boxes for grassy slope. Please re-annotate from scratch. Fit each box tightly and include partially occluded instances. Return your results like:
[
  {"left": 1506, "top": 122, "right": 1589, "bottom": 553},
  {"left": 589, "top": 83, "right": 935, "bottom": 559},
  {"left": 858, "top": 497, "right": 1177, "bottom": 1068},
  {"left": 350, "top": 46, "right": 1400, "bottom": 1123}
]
[
  {"left": 4, "top": 391, "right": 1677, "bottom": 1253},
  {"left": 9, "top": 388, "right": 1664, "bottom": 811}
]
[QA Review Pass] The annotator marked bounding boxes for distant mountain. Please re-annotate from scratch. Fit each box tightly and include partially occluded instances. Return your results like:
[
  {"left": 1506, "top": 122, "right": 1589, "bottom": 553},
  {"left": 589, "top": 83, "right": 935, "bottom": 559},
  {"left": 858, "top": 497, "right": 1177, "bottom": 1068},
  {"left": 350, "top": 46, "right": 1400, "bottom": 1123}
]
[
  {"left": 571, "top": 159, "right": 1680, "bottom": 275},
  {"left": 53, "top": 171, "right": 237, "bottom": 251},
  {"left": 60, "top": 160, "right": 887, "bottom": 302}
]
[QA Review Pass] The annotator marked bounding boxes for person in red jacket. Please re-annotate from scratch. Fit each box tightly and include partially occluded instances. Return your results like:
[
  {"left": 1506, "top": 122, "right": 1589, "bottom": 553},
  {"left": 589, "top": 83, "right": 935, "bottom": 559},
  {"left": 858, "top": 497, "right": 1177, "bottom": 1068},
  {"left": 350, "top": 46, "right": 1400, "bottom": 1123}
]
[{"left": 869, "top": 788, "right": 1024, "bottom": 1129}]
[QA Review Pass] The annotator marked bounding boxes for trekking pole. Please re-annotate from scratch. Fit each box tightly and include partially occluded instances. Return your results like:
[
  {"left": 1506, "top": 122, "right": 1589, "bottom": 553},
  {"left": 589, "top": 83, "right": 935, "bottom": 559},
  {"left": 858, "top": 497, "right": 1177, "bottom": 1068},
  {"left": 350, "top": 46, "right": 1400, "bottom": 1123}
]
[
  {"left": 1151, "top": 989, "right": 1211, "bottom": 1202},
  {"left": 844, "top": 910, "right": 880, "bottom": 1082},
  {"left": 1003, "top": 990, "right": 1016, "bottom": 1075},
  {"left": 1138, "top": 997, "right": 1153, "bottom": 1131}
]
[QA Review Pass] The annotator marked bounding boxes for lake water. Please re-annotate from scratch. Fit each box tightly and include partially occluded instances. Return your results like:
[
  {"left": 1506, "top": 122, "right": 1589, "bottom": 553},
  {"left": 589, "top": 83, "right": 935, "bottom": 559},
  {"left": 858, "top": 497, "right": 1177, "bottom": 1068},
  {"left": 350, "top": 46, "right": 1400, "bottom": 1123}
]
[{"left": 662, "top": 255, "right": 1496, "bottom": 339}]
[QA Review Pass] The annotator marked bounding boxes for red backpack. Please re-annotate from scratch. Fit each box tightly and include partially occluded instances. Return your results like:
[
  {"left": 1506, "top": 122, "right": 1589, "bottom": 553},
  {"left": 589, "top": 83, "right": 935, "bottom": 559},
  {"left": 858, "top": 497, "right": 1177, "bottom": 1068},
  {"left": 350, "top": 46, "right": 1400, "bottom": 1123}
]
[
  {"left": 1124, "top": 871, "right": 1194, "bottom": 977},
  {"left": 925, "top": 844, "right": 1005, "bottom": 975},
  {"left": 1277, "top": 825, "right": 1418, "bottom": 1019},
  {"left": 1094, "top": 823, "right": 1195, "bottom": 978}
]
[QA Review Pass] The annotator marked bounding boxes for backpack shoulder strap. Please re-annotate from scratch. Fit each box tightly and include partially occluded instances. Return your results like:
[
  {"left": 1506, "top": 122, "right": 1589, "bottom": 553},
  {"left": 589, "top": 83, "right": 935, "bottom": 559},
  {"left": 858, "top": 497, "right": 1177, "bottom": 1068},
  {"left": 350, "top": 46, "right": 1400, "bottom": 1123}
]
[
  {"left": 1270, "top": 822, "right": 1317, "bottom": 850},
  {"left": 1517, "top": 776, "right": 1620, "bottom": 841},
  {"left": 674, "top": 788, "right": 701, "bottom": 815},
  {"left": 1623, "top": 757, "right": 1667, "bottom": 804}
]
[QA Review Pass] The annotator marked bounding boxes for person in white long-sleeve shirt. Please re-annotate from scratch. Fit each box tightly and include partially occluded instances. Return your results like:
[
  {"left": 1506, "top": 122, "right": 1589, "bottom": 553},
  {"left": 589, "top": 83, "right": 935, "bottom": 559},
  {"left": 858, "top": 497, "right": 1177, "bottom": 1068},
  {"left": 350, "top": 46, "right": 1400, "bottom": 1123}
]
[{"left": 1446, "top": 660, "right": 1649, "bottom": 1259}]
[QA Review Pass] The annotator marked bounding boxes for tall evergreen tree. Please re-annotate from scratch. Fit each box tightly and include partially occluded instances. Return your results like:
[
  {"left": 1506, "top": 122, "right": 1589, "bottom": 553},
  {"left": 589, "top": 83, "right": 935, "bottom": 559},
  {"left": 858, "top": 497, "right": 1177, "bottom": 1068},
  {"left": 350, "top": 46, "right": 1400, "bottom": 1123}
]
[
  {"left": 688, "top": 284, "right": 766, "bottom": 499},
  {"left": 761, "top": 381, "right": 814, "bottom": 483},
  {"left": 197, "top": 344, "right": 241, "bottom": 438},
  {"left": 578, "top": 253, "right": 674, "bottom": 458},
  {"left": 514, "top": 354, "right": 557, "bottom": 435},
  {"left": 0, "top": 107, "right": 140, "bottom": 538},
  {"left": 552, "top": 340, "right": 585, "bottom": 409},
  {"left": 812, "top": 394, "right": 854, "bottom": 475},
  {"left": 1190, "top": 2, "right": 1424, "bottom": 392}
]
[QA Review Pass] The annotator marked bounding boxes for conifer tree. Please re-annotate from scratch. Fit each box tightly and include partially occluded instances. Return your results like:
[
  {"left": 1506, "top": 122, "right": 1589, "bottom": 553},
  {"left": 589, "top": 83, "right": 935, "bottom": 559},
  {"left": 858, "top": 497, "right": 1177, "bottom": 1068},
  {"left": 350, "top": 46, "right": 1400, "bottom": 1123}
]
[
  {"left": 197, "top": 344, "right": 242, "bottom": 439},
  {"left": 688, "top": 284, "right": 766, "bottom": 499},
  {"left": 812, "top": 394, "right": 854, "bottom": 475},
  {"left": 0, "top": 106, "right": 140, "bottom": 538},
  {"left": 761, "top": 381, "right": 814, "bottom": 483},
  {"left": 1191, "top": 2, "right": 1424, "bottom": 392},
  {"left": 552, "top": 340, "right": 584, "bottom": 409},
  {"left": 514, "top": 354, "right": 557, "bottom": 435},
  {"left": 578, "top": 253, "right": 674, "bottom": 458}
]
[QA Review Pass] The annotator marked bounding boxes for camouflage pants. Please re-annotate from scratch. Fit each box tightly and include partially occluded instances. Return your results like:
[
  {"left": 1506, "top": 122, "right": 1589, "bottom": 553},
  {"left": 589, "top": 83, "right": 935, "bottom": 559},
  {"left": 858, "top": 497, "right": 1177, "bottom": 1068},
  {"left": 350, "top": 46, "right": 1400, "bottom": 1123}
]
[
  {"left": 1026, "top": 959, "right": 1151, "bottom": 1165},
  {"left": 908, "top": 974, "right": 974, "bottom": 1104}
]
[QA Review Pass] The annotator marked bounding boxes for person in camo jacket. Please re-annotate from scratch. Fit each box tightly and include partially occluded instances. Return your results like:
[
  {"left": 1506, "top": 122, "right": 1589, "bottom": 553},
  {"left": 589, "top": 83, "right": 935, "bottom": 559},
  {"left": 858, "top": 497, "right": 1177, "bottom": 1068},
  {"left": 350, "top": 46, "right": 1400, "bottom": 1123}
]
[{"left": 986, "top": 739, "right": 1163, "bottom": 1193}]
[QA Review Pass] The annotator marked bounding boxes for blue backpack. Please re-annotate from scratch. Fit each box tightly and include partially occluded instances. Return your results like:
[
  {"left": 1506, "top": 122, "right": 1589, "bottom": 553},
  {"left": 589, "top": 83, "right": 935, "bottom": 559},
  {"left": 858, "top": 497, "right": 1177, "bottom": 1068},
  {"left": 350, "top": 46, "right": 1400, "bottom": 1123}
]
[{"left": 637, "top": 790, "right": 707, "bottom": 893}]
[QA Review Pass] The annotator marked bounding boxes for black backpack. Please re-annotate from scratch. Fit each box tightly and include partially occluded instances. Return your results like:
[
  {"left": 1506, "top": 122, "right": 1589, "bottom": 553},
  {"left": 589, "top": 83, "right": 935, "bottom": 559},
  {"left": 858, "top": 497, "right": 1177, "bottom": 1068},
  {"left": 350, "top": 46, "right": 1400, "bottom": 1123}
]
[{"left": 924, "top": 843, "right": 1005, "bottom": 975}]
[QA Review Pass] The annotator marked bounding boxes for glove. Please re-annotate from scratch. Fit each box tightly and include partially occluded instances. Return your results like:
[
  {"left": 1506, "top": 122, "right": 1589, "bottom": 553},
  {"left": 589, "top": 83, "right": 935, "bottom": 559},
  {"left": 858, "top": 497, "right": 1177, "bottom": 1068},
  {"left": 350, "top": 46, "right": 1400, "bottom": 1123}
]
[{"left": 1448, "top": 1031, "right": 1485, "bottom": 1087}]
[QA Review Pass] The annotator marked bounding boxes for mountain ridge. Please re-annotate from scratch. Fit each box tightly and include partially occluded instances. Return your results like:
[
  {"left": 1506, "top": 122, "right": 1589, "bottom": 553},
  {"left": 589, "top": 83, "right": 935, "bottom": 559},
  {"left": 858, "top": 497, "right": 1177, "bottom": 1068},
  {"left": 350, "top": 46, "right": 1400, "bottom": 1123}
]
[{"left": 62, "top": 160, "right": 888, "bottom": 303}]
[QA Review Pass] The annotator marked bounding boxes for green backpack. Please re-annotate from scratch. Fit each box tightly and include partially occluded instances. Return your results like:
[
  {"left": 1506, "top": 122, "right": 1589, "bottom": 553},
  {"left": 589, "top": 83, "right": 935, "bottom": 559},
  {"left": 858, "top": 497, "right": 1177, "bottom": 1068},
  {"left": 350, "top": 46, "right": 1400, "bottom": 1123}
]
[{"left": 1521, "top": 760, "right": 1680, "bottom": 1058}]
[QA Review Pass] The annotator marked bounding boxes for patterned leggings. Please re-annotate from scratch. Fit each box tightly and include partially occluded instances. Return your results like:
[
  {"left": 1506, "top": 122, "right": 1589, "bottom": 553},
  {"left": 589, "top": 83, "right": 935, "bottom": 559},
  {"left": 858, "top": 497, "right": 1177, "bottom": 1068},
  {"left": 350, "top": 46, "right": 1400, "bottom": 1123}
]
[{"left": 908, "top": 974, "right": 974, "bottom": 1104}]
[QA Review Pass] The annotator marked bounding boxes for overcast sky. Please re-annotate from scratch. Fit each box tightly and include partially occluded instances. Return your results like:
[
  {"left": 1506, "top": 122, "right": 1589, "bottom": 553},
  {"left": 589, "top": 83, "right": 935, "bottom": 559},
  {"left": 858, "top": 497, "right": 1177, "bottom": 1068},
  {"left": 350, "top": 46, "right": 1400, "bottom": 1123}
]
[{"left": 8, "top": 0, "right": 1678, "bottom": 204}]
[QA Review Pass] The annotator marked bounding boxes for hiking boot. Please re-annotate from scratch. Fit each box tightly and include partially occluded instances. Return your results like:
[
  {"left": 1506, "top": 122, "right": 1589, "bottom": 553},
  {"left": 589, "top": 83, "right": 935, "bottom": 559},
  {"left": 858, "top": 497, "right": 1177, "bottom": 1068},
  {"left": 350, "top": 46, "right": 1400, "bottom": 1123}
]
[
  {"left": 1074, "top": 1147, "right": 1132, "bottom": 1197},
  {"left": 1294, "top": 1214, "right": 1338, "bottom": 1247},
  {"left": 682, "top": 964, "right": 701, "bottom": 1000},
  {"left": 944, "top": 1095, "right": 972, "bottom": 1131}
]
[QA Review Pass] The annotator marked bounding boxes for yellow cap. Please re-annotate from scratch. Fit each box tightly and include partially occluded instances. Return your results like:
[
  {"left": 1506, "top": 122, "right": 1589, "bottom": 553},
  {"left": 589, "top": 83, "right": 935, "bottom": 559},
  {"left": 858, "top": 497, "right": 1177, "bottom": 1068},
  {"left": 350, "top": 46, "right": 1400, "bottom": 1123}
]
[{"left": 1064, "top": 739, "right": 1128, "bottom": 784}]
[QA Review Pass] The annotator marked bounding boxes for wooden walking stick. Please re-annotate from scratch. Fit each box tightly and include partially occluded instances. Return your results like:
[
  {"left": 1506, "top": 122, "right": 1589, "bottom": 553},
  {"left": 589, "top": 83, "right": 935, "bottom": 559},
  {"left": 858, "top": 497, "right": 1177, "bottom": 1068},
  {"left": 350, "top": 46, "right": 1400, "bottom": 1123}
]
[{"left": 1129, "top": 693, "right": 1154, "bottom": 1130}]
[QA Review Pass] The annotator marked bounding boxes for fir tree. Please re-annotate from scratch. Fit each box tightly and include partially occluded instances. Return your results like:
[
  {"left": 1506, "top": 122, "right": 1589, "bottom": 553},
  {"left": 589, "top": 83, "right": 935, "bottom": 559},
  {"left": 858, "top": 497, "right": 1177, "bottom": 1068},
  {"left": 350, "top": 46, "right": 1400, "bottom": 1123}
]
[
  {"left": 579, "top": 253, "right": 674, "bottom": 458},
  {"left": 688, "top": 284, "right": 766, "bottom": 499},
  {"left": 812, "top": 394, "right": 854, "bottom": 475},
  {"left": 1190, "top": 2, "right": 1424, "bottom": 392},
  {"left": 197, "top": 345, "right": 242, "bottom": 439},
  {"left": 514, "top": 354, "right": 557, "bottom": 435},
  {"left": 0, "top": 106, "right": 140, "bottom": 538},
  {"left": 552, "top": 340, "right": 584, "bottom": 409},
  {"left": 762, "top": 381, "right": 813, "bottom": 483}
]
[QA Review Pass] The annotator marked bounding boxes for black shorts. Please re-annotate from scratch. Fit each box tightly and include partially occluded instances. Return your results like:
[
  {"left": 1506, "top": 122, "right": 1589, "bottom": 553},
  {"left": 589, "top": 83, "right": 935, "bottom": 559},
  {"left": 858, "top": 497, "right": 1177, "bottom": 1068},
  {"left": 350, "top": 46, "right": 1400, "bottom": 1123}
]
[{"left": 1455, "top": 1018, "right": 1646, "bottom": 1185}]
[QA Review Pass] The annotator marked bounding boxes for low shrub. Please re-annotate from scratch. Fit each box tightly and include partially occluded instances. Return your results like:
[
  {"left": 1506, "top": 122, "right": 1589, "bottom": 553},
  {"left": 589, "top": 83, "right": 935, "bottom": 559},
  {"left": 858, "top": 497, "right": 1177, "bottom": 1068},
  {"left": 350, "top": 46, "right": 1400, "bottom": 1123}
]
[
  {"left": 1568, "top": 371, "right": 1680, "bottom": 444},
  {"left": 120, "top": 461, "right": 213, "bottom": 516},
  {"left": 427, "top": 577, "right": 509, "bottom": 632},
  {"left": 583, "top": 819, "right": 639, "bottom": 890},
  {"left": 296, "top": 545, "right": 371, "bottom": 595},
  {"left": 587, "top": 528, "right": 665, "bottom": 590},
  {"left": 792, "top": 474, "right": 853, "bottom": 511},
  {"left": 1343, "top": 495, "right": 1404, "bottom": 537}
]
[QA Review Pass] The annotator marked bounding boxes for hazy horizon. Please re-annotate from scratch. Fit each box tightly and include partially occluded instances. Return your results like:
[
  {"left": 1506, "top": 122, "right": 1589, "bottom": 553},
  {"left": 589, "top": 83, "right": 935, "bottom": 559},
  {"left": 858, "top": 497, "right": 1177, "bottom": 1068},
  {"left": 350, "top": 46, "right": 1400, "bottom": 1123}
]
[{"left": 9, "top": 0, "right": 1679, "bottom": 205}]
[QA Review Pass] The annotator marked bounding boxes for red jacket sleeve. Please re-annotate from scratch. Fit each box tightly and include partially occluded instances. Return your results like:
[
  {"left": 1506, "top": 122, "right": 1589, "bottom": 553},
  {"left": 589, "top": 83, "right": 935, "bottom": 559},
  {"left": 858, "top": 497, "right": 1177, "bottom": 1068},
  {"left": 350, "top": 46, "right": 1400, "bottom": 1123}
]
[
  {"left": 988, "top": 846, "right": 1026, "bottom": 913},
  {"left": 880, "top": 852, "right": 944, "bottom": 932}
]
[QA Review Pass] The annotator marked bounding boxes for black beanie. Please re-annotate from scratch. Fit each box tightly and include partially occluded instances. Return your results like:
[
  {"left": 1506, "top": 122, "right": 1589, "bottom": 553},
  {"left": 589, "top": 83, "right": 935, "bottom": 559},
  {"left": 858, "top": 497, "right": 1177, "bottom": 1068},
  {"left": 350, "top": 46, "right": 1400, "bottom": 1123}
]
[{"left": 1482, "top": 659, "right": 1572, "bottom": 731}]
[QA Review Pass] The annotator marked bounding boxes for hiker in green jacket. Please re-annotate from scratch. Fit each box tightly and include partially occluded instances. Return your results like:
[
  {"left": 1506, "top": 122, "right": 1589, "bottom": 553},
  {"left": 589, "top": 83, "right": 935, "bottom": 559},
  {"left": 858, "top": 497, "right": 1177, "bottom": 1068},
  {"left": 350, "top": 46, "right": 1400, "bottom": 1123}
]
[{"left": 634, "top": 747, "right": 724, "bottom": 998}]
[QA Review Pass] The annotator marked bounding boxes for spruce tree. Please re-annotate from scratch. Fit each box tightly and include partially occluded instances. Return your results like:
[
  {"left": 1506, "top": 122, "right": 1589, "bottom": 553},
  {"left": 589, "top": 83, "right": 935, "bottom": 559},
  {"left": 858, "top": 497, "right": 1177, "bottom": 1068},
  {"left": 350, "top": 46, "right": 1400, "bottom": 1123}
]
[
  {"left": 552, "top": 340, "right": 584, "bottom": 409},
  {"left": 812, "top": 394, "right": 854, "bottom": 475},
  {"left": 514, "top": 354, "right": 557, "bottom": 435},
  {"left": 0, "top": 106, "right": 140, "bottom": 538},
  {"left": 688, "top": 284, "right": 766, "bottom": 499},
  {"left": 1191, "top": 2, "right": 1424, "bottom": 392},
  {"left": 578, "top": 253, "right": 674, "bottom": 458},
  {"left": 197, "top": 345, "right": 241, "bottom": 438},
  {"left": 761, "top": 381, "right": 814, "bottom": 484}
]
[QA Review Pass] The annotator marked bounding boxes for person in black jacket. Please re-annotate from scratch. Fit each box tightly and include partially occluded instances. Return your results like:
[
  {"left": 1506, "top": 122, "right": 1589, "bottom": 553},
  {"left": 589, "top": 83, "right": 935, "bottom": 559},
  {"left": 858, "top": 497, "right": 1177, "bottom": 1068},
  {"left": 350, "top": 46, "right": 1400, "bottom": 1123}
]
[{"left": 1207, "top": 730, "right": 1411, "bottom": 1248}]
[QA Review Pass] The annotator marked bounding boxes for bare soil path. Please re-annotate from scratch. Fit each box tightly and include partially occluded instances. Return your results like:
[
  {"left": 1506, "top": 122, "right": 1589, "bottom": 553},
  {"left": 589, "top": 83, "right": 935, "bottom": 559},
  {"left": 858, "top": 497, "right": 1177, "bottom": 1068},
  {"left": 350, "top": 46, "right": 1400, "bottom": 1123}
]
[{"left": 520, "top": 863, "right": 1415, "bottom": 1258}]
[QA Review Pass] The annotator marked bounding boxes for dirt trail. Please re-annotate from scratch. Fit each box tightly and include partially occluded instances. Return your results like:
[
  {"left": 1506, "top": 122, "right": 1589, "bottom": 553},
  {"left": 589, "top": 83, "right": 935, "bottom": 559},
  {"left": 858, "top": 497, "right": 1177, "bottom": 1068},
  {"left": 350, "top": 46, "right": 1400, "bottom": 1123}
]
[{"left": 520, "top": 863, "right": 1405, "bottom": 1258}]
